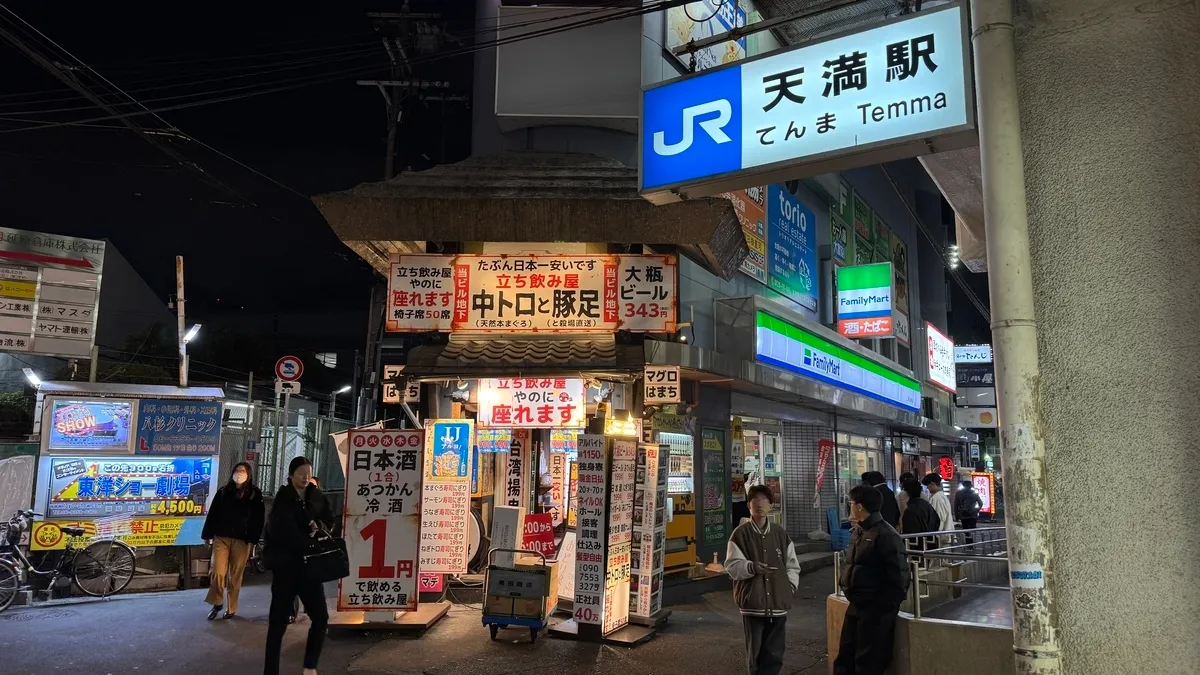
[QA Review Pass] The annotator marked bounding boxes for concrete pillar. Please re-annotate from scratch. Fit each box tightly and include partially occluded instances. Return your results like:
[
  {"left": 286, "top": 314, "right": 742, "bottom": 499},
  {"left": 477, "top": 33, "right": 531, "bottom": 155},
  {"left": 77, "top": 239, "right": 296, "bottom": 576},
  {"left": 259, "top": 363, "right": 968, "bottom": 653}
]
[{"left": 1014, "top": 1, "right": 1199, "bottom": 673}]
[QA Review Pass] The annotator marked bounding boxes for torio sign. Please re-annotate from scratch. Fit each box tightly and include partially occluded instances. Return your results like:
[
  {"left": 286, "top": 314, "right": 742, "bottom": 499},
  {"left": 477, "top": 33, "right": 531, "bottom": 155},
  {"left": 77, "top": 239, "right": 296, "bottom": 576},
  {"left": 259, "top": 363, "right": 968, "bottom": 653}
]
[{"left": 640, "top": 3, "right": 974, "bottom": 202}]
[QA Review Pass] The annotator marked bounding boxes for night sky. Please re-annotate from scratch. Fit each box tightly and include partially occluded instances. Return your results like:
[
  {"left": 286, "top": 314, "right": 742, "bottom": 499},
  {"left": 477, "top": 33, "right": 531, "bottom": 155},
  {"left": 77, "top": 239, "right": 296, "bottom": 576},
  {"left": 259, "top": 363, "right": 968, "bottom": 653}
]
[{"left": 0, "top": 1, "right": 473, "bottom": 328}]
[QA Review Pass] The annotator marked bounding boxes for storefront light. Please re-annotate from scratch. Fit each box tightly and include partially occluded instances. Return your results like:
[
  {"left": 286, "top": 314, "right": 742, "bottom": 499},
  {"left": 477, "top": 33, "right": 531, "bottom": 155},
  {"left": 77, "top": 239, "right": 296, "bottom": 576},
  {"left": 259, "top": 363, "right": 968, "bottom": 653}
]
[{"left": 605, "top": 416, "right": 639, "bottom": 437}]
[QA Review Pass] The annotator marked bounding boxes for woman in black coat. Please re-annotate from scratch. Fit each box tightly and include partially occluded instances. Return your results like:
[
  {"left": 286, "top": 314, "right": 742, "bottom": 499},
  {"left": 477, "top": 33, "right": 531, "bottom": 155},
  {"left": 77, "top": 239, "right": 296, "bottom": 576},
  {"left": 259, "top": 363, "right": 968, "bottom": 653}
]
[
  {"left": 201, "top": 461, "right": 264, "bottom": 620},
  {"left": 262, "top": 456, "right": 333, "bottom": 675}
]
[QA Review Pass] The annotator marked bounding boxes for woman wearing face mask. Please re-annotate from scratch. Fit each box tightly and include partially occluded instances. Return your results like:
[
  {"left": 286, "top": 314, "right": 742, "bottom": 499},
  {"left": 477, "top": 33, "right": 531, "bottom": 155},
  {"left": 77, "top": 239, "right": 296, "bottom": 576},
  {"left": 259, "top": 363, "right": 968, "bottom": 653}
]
[
  {"left": 263, "top": 456, "right": 332, "bottom": 675},
  {"left": 202, "top": 461, "right": 265, "bottom": 620}
]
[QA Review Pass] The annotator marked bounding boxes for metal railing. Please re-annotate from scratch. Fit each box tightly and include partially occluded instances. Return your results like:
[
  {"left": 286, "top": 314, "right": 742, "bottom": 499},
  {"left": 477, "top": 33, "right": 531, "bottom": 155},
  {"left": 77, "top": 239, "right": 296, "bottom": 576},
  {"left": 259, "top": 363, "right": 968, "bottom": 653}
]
[{"left": 834, "top": 525, "right": 1009, "bottom": 619}]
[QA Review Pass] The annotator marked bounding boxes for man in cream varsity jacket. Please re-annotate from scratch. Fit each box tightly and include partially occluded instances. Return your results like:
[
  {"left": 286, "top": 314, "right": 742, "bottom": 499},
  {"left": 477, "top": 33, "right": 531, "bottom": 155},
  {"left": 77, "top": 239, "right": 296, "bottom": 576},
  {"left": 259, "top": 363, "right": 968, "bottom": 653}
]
[{"left": 726, "top": 484, "right": 802, "bottom": 675}]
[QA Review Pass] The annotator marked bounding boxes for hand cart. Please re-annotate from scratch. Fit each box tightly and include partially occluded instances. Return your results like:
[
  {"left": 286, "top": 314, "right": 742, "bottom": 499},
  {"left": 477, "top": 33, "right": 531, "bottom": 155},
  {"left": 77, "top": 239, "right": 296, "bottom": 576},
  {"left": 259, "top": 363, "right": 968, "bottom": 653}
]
[{"left": 481, "top": 548, "right": 549, "bottom": 643}]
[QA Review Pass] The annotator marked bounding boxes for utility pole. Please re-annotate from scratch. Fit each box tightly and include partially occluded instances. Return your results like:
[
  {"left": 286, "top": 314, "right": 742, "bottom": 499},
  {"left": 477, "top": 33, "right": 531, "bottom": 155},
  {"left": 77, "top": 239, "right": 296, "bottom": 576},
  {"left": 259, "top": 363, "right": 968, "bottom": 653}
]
[
  {"left": 176, "top": 255, "right": 188, "bottom": 388},
  {"left": 969, "top": 1, "right": 1062, "bottom": 673}
]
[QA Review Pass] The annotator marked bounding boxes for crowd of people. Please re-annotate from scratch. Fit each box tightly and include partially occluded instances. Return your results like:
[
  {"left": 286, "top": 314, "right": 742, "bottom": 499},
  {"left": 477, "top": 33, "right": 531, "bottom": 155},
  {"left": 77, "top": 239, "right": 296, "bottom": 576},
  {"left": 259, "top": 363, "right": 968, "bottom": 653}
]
[{"left": 728, "top": 472, "right": 987, "bottom": 675}]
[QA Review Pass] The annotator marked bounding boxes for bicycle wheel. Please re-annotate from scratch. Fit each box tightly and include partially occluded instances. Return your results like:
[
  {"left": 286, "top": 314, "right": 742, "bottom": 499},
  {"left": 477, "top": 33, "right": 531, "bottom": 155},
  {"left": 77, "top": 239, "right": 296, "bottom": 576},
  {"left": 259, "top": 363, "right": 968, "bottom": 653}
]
[
  {"left": 0, "top": 558, "right": 20, "bottom": 613},
  {"left": 72, "top": 540, "right": 136, "bottom": 597}
]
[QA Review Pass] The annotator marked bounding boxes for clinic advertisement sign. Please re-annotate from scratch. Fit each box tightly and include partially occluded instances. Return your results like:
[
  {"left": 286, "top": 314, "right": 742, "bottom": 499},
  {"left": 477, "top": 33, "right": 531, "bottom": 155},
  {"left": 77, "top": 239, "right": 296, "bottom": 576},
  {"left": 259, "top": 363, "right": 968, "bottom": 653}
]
[
  {"left": 836, "top": 263, "right": 895, "bottom": 338},
  {"left": 756, "top": 311, "right": 921, "bottom": 412},
  {"left": 134, "top": 399, "right": 223, "bottom": 455},
  {"left": 641, "top": 3, "right": 973, "bottom": 199}
]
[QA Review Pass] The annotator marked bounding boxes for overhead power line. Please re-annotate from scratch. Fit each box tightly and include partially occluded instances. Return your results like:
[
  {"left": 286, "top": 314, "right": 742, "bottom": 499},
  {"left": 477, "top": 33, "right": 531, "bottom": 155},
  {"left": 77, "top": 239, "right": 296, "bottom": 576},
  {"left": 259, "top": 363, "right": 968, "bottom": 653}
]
[{"left": 0, "top": 0, "right": 693, "bottom": 135}]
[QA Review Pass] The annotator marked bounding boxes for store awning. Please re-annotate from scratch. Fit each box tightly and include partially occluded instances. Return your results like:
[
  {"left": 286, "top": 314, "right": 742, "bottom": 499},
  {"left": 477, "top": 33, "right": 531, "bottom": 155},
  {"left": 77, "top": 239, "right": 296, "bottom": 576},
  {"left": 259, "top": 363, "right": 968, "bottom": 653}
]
[
  {"left": 402, "top": 335, "right": 645, "bottom": 380},
  {"left": 36, "top": 381, "right": 226, "bottom": 400},
  {"left": 644, "top": 340, "right": 975, "bottom": 444},
  {"left": 312, "top": 152, "right": 748, "bottom": 280}
]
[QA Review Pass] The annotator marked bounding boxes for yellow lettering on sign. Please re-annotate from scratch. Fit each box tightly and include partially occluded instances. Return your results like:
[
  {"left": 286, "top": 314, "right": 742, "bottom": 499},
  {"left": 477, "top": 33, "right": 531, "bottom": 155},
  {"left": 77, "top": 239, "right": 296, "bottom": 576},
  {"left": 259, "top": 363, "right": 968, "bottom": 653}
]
[{"left": 0, "top": 280, "right": 36, "bottom": 300}]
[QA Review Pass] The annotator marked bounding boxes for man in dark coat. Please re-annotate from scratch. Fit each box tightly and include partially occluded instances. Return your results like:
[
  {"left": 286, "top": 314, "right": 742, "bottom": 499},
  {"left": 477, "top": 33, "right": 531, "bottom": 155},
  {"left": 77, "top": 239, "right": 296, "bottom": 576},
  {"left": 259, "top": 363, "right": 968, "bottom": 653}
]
[
  {"left": 862, "top": 471, "right": 899, "bottom": 529},
  {"left": 835, "top": 484, "right": 911, "bottom": 675}
]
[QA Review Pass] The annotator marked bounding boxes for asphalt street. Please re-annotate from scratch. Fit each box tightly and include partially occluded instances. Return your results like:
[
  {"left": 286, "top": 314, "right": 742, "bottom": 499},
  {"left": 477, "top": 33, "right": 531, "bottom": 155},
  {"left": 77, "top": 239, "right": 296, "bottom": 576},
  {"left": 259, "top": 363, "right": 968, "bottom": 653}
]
[{"left": 0, "top": 569, "right": 833, "bottom": 674}]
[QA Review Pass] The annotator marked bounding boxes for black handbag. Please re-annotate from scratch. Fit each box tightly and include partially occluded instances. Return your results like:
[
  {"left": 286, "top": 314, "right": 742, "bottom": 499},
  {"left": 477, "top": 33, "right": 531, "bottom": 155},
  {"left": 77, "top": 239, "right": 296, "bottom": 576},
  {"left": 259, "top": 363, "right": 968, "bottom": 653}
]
[{"left": 302, "top": 525, "right": 349, "bottom": 584}]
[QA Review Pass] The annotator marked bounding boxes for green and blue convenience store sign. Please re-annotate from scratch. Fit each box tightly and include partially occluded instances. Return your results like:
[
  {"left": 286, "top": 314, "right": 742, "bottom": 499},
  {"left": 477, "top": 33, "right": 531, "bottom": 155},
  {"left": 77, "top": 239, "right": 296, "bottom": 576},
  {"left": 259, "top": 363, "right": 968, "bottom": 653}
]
[{"left": 756, "top": 311, "right": 921, "bottom": 412}]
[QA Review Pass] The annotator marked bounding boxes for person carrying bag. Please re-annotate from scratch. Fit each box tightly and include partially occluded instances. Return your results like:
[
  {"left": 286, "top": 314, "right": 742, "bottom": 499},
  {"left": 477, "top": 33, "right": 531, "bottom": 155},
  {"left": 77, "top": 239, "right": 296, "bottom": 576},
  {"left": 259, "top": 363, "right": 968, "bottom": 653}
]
[{"left": 262, "top": 457, "right": 344, "bottom": 675}]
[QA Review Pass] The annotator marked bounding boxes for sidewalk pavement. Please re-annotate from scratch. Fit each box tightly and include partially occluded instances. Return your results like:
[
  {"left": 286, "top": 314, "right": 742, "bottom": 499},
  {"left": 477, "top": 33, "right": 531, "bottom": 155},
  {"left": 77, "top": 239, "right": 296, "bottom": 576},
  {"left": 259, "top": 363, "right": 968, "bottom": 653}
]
[{"left": 0, "top": 569, "right": 833, "bottom": 675}]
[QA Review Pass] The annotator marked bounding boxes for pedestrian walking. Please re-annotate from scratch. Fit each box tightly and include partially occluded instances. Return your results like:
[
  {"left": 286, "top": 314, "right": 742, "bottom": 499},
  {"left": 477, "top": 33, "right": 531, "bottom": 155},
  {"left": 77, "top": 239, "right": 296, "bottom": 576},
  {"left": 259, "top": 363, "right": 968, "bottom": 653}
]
[
  {"left": 899, "top": 479, "right": 938, "bottom": 554},
  {"left": 725, "top": 484, "right": 801, "bottom": 675},
  {"left": 202, "top": 461, "right": 265, "bottom": 620},
  {"left": 289, "top": 475, "right": 322, "bottom": 624},
  {"left": 263, "top": 457, "right": 333, "bottom": 675},
  {"left": 861, "top": 471, "right": 898, "bottom": 528},
  {"left": 895, "top": 472, "right": 918, "bottom": 517},
  {"left": 835, "top": 484, "right": 910, "bottom": 675},
  {"left": 921, "top": 473, "right": 954, "bottom": 536},
  {"left": 955, "top": 480, "right": 983, "bottom": 529}
]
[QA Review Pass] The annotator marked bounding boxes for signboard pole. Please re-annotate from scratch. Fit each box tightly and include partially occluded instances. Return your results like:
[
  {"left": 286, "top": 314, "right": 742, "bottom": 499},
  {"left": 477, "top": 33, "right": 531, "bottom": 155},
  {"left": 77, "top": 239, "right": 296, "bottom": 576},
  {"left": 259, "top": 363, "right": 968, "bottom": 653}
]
[
  {"left": 280, "top": 391, "right": 290, "bottom": 465},
  {"left": 176, "top": 256, "right": 187, "bottom": 388}
]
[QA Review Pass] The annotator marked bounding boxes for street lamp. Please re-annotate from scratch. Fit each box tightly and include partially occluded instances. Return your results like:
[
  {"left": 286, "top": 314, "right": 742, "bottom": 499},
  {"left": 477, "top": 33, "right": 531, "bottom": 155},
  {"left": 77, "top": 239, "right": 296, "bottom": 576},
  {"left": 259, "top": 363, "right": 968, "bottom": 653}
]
[
  {"left": 182, "top": 324, "right": 202, "bottom": 344},
  {"left": 22, "top": 367, "right": 41, "bottom": 387},
  {"left": 330, "top": 385, "right": 352, "bottom": 418}
]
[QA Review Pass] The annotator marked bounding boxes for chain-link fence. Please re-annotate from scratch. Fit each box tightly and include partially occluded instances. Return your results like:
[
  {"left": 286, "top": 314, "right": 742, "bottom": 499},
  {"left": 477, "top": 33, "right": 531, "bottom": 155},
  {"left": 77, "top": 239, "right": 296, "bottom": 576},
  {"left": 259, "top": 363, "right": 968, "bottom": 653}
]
[{"left": 219, "top": 405, "right": 351, "bottom": 499}]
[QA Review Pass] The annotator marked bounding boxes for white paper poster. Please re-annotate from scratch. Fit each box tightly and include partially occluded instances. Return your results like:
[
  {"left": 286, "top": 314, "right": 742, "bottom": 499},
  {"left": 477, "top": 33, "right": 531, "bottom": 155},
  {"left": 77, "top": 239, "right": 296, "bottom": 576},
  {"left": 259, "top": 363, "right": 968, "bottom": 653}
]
[{"left": 573, "top": 434, "right": 608, "bottom": 626}]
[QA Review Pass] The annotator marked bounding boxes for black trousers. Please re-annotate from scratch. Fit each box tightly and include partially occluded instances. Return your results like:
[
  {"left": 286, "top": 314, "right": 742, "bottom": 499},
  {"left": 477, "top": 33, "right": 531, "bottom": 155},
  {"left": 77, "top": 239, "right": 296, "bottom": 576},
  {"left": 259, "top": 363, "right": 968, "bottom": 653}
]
[
  {"left": 742, "top": 614, "right": 787, "bottom": 675},
  {"left": 264, "top": 572, "right": 328, "bottom": 675},
  {"left": 833, "top": 604, "right": 899, "bottom": 675}
]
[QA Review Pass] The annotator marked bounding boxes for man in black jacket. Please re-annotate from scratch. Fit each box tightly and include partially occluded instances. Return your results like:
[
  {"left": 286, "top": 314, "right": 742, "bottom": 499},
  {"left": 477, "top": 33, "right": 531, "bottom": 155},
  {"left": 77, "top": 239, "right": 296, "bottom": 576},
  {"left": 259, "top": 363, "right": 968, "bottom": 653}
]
[
  {"left": 835, "top": 484, "right": 911, "bottom": 675},
  {"left": 862, "top": 471, "right": 899, "bottom": 528}
]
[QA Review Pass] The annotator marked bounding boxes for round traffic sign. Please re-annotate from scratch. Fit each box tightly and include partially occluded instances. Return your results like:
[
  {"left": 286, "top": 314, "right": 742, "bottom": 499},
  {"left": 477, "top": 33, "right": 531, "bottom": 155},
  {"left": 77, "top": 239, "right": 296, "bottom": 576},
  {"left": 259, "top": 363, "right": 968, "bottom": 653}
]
[{"left": 275, "top": 355, "right": 304, "bottom": 382}]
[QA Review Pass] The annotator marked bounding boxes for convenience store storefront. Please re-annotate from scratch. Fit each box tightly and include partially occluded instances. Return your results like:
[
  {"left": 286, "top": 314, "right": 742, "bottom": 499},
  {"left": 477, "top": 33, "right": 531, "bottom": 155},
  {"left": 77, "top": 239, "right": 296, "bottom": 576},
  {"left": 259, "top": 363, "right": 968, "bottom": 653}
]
[{"left": 646, "top": 296, "right": 973, "bottom": 545}]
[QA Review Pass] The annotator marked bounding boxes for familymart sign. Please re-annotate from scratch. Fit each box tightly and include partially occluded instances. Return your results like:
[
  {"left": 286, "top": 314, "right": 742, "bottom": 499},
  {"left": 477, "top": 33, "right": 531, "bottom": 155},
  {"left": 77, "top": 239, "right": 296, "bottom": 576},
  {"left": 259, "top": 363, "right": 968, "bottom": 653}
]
[
  {"left": 836, "top": 262, "right": 895, "bottom": 339},
  {"left": 756, "top": 311, "right": 920, "bottom": 412}
]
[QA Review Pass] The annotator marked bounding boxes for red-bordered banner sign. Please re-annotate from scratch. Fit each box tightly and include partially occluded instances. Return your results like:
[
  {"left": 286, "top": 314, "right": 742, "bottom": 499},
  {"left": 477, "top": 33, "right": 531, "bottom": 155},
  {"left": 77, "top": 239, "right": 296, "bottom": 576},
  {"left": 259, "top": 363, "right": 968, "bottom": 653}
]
[{"left": 385, "top": 254, "right": 678, "bottom": 333}]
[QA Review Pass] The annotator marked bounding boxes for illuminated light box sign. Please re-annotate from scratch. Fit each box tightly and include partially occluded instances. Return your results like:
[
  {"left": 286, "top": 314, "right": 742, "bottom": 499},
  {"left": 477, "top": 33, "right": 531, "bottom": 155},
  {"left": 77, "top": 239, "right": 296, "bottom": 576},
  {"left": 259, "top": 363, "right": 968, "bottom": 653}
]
[
  {"left": 925, "top": 322, "right": 957, "bottom": 393},
  {"left": 755, "top": 311, "right": 920, "bottom": 412},
  {"left": 836, "top": 262, "right": 895, "bottom": 339},
  {"left": 386, "top": 254, "right": 677, "bottom": 333},
  {"left": 135, "top": 399, "right": 223, "bottom": 455},
  {"left": 972, "top": 472, "right": 995, "bottom": 514},
  {"left": 476, "top": 427, "right": 513, "bottom": 453},
  {"left": 47, "top": 399, "right": 134, "bottom": 453},
  {"left": 640, "top": 3, "right": 973, "bottom": 201},
  {"left": 478, "top": 378, "right": 586, "bottom": 428},
  {"left": 46, "top": 456, "right": 215, "bottom": 519}
]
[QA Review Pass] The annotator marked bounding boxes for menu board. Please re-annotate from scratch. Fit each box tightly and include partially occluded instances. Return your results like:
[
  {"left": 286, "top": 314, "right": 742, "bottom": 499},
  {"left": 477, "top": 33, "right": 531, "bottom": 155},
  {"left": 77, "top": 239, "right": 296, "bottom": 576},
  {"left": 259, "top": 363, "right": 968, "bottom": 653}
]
[
  {"left": 573, "top": 435, "right": 608, "bottom": 626},
  {"left": 701, "top": 428, "right": 729, "bottom": 547},
  {"left": 420, "top": 419, "right": 474, "bottom": 574},
  {"left": 604, "top": 438, "right": 636, "bottom": 634}
]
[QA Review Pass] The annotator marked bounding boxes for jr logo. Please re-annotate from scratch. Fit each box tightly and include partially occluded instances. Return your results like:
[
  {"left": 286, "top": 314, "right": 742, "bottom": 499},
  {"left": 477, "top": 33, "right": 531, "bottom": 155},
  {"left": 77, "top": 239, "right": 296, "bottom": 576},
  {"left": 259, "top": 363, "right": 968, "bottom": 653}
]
[{"left": 652, "top": 99, "right": 733, "bottom": 156}]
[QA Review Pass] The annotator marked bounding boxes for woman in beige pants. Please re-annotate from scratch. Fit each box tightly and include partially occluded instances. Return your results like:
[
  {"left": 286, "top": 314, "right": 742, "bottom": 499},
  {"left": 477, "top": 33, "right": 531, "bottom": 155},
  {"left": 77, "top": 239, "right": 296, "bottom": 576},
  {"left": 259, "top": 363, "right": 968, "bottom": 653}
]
[{"left": 202, "top": 462, "right": 264, "bottom": 619}]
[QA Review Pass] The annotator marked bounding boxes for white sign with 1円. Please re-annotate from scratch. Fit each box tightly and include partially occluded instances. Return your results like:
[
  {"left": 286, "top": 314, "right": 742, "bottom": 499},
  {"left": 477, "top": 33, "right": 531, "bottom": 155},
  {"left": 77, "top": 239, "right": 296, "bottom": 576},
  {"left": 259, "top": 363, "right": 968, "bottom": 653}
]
[{"left": 339, "top": 429, "right": 423, "bottom": 613}]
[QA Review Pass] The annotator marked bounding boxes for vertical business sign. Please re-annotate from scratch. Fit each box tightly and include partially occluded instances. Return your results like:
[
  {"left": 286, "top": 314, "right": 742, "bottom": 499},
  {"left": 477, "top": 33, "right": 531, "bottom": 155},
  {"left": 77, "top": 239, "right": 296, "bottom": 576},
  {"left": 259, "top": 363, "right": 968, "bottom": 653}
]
[
  {"left": 420, "top": 419, "right": 474, "bottom": 574},
  {"left": 573, "top": 434, "right": 608, "bottom": 626},
  {"left": 851, "top": 193, "right": 874, "bottom": 267},
  {"left": 567, "top": 459, "right": 579, "bottom": 528},
  {"left": 504, "top": 428, "right": 531, "bottom": 508},
  {"left": 721, "top": 187, "right": 768, "bottom": 283},
  {"left": 836, "top": 262, "right": 895, "bottom": 339},
  {"left": 830, "top": 206, "right": 850, "bottom": 267},
  {"left": 925, "top": 322, "right": 956, "bottom": 392},
  {"left": 548, "top": 451, "right": 567, "bottom": 526},
  {"left": 766, "top": 185, "right": 819, "bottom": 312},
  {"left": 971, "top": 472, "right": 995, "bottom": 514},
  {"left": 604, "top": 438, "right": 636, "bottom": 634},
  {"left": 339, "top": 429, "right": 423, "bottom": 612},
  {"left": 701, "top": 427, "right": 728, "bottom": 546},
  {"left": 631, "top": 443, "right": 667, "bottom": 618}
]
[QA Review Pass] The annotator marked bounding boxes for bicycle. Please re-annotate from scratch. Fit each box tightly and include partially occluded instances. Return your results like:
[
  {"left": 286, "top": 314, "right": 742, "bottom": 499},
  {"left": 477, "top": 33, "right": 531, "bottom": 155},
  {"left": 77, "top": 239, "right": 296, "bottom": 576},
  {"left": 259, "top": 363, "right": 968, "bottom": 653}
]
[{"left": 0, "top": 510, "right": 137, "bottom": 612}]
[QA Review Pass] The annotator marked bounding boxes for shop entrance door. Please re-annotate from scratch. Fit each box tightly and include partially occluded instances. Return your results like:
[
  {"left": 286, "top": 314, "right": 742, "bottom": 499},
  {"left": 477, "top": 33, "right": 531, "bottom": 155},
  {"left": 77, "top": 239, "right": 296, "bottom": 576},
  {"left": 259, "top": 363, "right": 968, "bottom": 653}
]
[{"left": 743, "top": 430, "right": 785, "bottom": 530}]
